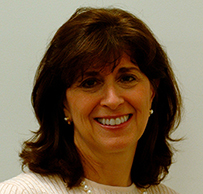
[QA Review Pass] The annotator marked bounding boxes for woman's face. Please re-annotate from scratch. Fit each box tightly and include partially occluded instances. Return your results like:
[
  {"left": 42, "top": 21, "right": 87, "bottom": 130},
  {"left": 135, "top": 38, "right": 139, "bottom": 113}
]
[{"left": 64, "top": 54, "right": 155, "bottom": 155}]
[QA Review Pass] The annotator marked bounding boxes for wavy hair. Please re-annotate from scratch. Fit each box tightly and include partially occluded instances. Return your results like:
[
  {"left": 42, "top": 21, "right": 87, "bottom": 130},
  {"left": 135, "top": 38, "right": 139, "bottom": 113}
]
[{"left": 20, "top": 7, "right": 182, "bottom": 188}]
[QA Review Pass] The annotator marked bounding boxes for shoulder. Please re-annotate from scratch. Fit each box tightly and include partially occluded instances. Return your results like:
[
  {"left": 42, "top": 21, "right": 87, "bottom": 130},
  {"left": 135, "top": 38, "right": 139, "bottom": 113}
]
[
  {"left": 0, "top": 172, "right": 35, "bottom": 194},
  {"left": 147, "top": 183, "right": 180, "bottom": 194},
  {"left": 0, "top": 171, "right": 68, "bottom": 194}
]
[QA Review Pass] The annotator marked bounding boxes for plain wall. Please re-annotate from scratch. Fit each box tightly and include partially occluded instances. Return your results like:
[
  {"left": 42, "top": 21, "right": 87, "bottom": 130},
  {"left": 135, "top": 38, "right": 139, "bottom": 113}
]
[{"left": 1, "top": 1, "right": 203, "bottom": 193}]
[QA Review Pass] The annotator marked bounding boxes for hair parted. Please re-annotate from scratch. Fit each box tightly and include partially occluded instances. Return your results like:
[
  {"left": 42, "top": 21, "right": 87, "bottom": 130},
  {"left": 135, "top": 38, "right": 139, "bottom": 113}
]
[{"left": 20, "top": 7, "right": 182, "bottom": 188}]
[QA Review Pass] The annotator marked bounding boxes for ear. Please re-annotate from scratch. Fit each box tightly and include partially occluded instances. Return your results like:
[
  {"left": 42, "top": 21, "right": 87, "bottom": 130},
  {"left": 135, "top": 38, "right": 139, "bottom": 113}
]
[
  {"left": 150, "top": 79, "right": 159, "bottom": 102},
  {"left": 63, "top": 99, "right": 71, "bottom": 119},
  {"left": 150, "top": 87, "right": 155, "bottom": 103}
]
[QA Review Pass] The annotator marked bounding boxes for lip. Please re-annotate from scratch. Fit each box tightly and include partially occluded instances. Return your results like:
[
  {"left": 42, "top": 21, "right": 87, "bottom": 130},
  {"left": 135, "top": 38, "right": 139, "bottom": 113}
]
[{"left": 94, "top": 114, "right": 132, "bottom": 129}]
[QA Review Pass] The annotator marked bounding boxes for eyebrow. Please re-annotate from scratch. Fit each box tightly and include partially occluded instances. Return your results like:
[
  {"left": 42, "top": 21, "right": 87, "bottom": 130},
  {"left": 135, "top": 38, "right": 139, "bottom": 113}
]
[
  {"left": 81, "top": 67, "right": 141, "bottom": 78},
  {"left": 82, "top": 71, "right": 100, "bottom": 77},
  {"left": 118, "top": 67, "right": 140, "bottom": 74}
]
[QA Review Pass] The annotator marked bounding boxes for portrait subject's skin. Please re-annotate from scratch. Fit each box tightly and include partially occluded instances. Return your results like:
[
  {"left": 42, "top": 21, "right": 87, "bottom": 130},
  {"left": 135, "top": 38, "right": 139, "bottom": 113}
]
[{"left": 64, "top": 54, "right": 155, "bottom": 186}]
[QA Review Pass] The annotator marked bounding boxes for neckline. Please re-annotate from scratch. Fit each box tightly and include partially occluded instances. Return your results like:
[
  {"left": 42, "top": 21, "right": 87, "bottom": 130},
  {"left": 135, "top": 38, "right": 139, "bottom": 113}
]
[{"left": 84, "top": 178, "right": 138, "bottom": 192}]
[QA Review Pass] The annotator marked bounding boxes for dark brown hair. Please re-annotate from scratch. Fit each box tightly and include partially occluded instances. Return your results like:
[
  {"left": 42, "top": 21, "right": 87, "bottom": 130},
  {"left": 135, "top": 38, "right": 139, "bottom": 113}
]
[{"left": 20, "top": 7, "right": 182, "bottom": 188}]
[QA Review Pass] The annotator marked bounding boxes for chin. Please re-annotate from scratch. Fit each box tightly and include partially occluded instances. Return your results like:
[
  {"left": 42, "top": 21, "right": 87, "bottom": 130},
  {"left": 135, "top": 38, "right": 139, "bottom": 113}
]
[{"left": 99, "top": 137, "right": 138, "bottom": 153}]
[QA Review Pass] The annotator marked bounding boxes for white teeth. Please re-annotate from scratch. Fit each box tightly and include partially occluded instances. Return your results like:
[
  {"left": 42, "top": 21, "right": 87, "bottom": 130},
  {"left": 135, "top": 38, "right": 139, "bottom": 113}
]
[
  {"left": 115, "top": 118, "right": 121, "bottom": 125},
  {"left": 110, "top": 119, "right": 115, "bottom": 125},
  {"left": 124, "top": 115, "right": 128, "bottom": 122},
  {"left": 97, "top": 115, "right": 130, "bottom": 126}
]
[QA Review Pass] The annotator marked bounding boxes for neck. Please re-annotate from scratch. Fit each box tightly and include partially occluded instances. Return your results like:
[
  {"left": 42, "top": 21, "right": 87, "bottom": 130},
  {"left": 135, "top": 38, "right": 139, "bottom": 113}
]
[{"left": 78, "top": 147, "right": 136, "bottom": 187}]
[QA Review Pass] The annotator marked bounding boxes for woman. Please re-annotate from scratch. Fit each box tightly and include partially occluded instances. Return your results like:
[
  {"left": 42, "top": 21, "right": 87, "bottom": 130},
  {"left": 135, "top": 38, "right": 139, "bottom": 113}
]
[{"left": 0, "top": 7, "right": 182, "bottom": 194}]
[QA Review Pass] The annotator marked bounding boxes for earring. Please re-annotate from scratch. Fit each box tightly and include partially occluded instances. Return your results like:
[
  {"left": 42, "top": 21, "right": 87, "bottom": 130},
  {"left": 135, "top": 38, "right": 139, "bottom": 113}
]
[
  {"left": 149, "top": 109, "right": 154, "bottom": 116},
  {"left": 64, "top": 117, "right": 71, "bottom": 125}
]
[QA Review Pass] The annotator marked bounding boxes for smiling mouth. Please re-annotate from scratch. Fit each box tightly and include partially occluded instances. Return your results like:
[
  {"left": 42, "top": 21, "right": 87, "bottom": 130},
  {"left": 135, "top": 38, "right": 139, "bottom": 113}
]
[{"left": 96, "top": 114, "right": 132, "bottom": 126}]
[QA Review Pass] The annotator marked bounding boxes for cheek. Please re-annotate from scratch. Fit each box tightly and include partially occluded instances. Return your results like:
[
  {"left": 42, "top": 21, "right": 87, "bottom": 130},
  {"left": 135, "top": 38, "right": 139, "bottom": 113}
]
[
  {"left": 132, "top": 87, "right": 153, "bottom": 110},
  {"left": 67, "top": 92, "right": 98, "bottom": 120}
]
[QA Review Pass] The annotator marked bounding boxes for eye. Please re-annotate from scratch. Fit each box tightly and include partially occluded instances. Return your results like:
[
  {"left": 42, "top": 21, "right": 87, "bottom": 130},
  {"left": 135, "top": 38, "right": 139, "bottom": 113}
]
[
  {"left": 80, "top": 78, "right": 100, "bottom": 88},
  {"left": 120, "top": 75, "right": 136, "bottom": 83}
]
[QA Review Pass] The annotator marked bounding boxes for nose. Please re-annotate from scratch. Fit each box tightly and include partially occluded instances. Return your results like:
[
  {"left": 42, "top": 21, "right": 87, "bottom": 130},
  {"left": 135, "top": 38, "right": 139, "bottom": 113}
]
[{"left": 100, "top": 84, "right": 124, "bottom": 110}]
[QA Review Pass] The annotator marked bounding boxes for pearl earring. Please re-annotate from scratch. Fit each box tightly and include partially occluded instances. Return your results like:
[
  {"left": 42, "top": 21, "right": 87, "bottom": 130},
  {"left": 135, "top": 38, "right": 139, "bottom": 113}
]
[
  {"left": 64, "top": 117, "right": 71, "bottom": 125},
  {"left": 149, "top": 109, "right": 154, "bottom": 116}
]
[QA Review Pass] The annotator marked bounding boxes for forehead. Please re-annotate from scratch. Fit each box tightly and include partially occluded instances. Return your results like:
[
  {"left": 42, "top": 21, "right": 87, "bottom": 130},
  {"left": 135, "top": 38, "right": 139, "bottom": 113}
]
[{"left": 83, "top": 53, "right": 139, "bottom": 75}]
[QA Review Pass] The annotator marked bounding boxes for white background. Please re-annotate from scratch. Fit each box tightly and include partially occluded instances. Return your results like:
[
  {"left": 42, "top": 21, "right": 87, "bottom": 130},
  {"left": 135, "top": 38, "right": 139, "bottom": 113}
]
[{"left": 1, "top": 1, "right": 203, "bottom": 193}]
